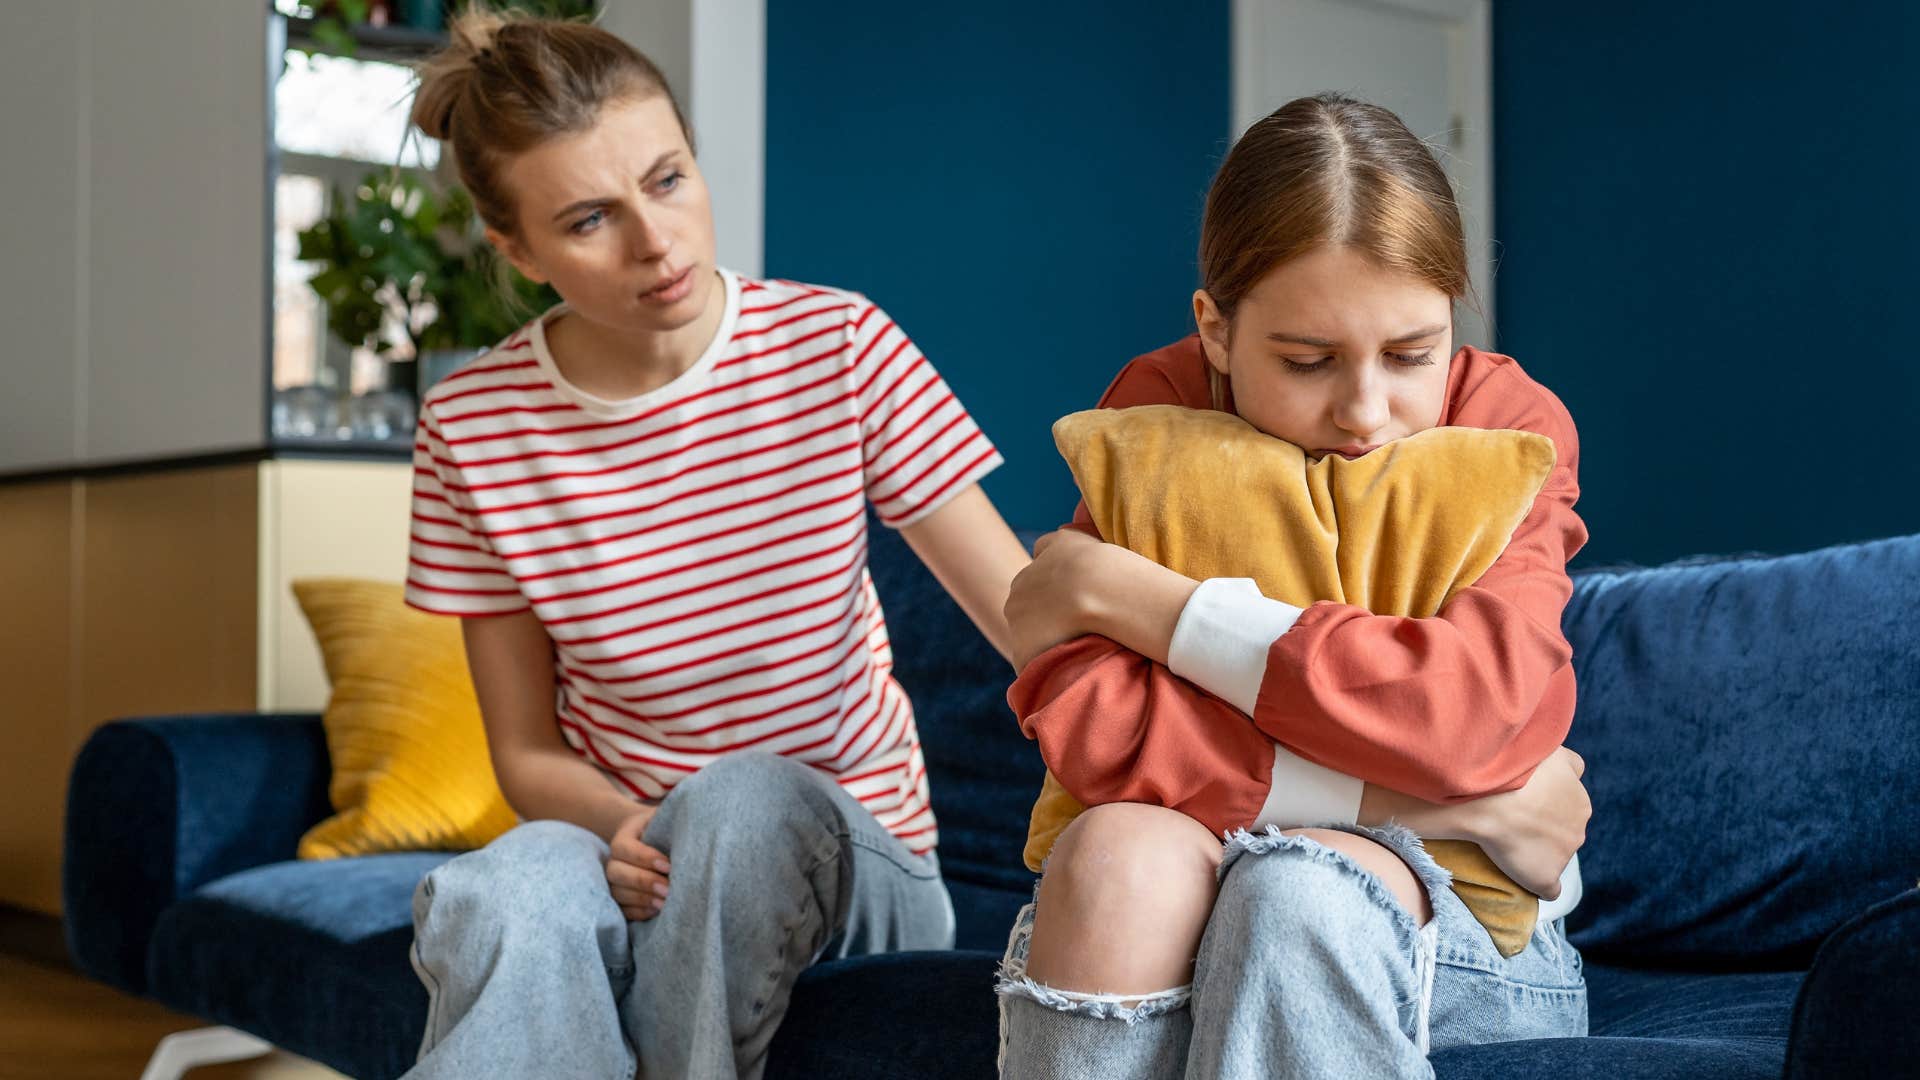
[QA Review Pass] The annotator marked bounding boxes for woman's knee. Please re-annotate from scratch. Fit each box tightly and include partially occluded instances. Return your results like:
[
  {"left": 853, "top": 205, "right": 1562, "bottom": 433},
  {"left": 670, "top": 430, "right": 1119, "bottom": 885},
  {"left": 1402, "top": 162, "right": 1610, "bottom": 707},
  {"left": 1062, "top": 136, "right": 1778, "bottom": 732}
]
[
  {"left": 1026, "top": 804, "right": 1222, "bottom": 992},
  {"left": 648, "top": 750, "right": 846, "bottom": 868},
  {"left": 415, "top": 820, "right": 617, "bottom": 942},
  {"left": 661, "top": 750, "right": 823, "bottom": 823},
  {"left": 447, "top": 820, "right": 607, "bottom": 890}
]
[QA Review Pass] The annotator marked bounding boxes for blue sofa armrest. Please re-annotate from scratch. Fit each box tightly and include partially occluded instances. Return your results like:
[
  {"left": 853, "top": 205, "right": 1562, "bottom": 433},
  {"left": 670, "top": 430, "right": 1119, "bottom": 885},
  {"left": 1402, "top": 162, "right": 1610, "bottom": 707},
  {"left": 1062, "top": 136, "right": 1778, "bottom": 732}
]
[
  {"left": 63, "top": 713, "right": 332, "bottom": 996},
  {"left": 1784, "top": 887, "right": 1920, "bottom": 1079}
]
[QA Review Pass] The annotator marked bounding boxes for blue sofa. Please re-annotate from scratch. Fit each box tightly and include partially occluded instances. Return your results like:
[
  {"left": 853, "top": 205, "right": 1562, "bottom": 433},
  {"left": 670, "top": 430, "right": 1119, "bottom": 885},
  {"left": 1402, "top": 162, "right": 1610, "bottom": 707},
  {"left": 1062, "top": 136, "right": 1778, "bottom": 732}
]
[{"left": 64, "top": 522, "right": 1920, "bottom": 1079}]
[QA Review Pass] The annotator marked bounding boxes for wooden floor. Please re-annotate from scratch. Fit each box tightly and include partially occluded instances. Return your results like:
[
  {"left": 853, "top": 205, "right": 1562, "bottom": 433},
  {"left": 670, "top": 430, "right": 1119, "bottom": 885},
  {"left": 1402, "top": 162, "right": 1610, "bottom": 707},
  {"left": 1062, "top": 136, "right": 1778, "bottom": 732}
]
[{"left": 0, "top": 952, "right": 343, "bottom": 1079}]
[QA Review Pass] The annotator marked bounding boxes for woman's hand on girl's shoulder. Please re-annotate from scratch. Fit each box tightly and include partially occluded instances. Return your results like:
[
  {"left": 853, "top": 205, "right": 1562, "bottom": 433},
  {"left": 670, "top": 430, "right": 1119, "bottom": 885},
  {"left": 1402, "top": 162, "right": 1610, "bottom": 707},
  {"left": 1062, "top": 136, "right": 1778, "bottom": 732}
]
[{"left": 605, "top": 805, "right": 672, "bottom": 921}]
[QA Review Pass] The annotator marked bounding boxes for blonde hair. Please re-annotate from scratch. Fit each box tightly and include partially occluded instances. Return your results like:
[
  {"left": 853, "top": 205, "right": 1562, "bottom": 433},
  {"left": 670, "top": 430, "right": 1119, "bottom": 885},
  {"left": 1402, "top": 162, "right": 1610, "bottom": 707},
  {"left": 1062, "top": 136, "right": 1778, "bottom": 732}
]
[
  {"left": 1199, "top": 93, "right": 1471, "bottom": 409},
  {"left": 410, "top": 7, "right": 690, "bottom": 236}
]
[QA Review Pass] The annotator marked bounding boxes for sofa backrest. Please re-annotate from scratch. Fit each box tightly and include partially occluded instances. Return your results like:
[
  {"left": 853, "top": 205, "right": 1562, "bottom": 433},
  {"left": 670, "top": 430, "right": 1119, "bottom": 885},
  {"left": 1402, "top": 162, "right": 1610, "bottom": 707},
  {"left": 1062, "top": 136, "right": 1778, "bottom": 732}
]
[
  {"left": 869, "top": 509, "right": 1920, "bottom": 970},
  {"left": 864, "top": 517, "right": 1046, "bottom": 899},
  {"left": 1562, "top": 531, "right": 1920, "bottom": 967}
]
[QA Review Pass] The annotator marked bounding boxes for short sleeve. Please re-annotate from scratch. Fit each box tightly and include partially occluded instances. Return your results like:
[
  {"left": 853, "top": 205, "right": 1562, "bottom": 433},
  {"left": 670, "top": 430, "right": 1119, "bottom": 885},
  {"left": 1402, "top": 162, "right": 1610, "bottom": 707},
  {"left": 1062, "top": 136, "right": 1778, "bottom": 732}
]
[
  {"left": 847, "top": 299, "right": 1003, "bottom": 527},
  {"left": 403, "top": 409, "right": 531, "bottom": 617}
]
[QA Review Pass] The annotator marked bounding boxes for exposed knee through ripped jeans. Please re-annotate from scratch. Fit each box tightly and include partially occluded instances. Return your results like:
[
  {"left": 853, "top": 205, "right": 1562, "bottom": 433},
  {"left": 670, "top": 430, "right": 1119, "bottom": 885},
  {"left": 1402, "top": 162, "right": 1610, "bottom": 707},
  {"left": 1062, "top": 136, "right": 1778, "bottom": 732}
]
[{"left": 996, "top": 820, "right": 1586, "bottom": 1079}]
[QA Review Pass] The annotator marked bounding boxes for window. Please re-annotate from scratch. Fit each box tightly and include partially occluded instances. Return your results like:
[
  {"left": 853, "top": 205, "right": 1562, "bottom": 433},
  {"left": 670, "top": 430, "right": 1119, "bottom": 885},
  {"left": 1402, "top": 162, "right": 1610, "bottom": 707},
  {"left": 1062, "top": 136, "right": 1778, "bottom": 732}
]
[
  {"left": 271, "top": 45, "right": 435, "bottom": 415},
  {"left": 276, "top": 51, "right": 439, "bottom": 170}
]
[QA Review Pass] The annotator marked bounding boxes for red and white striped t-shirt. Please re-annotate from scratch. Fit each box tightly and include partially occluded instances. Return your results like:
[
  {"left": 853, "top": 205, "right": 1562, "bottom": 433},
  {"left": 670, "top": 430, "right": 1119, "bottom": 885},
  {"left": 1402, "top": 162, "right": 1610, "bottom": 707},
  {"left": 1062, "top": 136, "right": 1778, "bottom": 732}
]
[{"left": 403, "top": 269, "right": 1001, "bottom": 854}]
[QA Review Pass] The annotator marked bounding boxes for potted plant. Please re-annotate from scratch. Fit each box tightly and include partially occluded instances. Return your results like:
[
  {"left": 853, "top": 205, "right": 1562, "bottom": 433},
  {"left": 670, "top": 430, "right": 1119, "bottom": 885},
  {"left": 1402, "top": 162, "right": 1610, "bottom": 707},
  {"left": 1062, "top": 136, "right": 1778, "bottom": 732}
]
[
  {"left": 289, "top": 0, "right": 600, "bottom": 58},
  {"left": 297, "top": 170, "right": 558, "bottom": 401}
]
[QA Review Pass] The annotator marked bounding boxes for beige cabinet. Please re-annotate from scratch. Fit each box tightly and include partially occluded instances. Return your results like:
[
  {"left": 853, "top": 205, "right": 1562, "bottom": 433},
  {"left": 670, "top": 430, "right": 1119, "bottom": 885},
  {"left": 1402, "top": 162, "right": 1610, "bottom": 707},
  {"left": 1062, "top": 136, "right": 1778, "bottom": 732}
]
[
  {"left": 0, "top": 457, "right": 413, "bottom": 914},
  {"left": 0, "top": 480, "right": 80, "bottom": 917}
]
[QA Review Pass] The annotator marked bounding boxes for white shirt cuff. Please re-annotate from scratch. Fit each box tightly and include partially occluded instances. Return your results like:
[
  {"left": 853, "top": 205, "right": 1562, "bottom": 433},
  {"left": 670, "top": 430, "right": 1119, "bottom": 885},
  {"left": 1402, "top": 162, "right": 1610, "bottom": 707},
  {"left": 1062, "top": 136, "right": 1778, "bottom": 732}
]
[
  {"left": 1537, "top": 852, "right": 1584, "bottom": 923},
  {"left": 1252, "top": 743, "right": 1366, "bottom": 827},
  {"left": 1166, "top": 577, "right": 1303, "bottom": 715},
  {"left": 1167, "top": 578, "right": 1361, "bottom": 826}
]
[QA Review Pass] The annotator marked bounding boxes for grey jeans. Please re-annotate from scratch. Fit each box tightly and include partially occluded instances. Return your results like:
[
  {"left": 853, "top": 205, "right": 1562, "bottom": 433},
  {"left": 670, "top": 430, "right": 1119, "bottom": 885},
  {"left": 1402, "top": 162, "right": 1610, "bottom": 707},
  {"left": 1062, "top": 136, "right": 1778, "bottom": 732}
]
[
  {"left": 402, "top": 750, "right": 956, "bottom": 1080},
  {"left": 997, "top": 821, "right": 1587, "bottom": 1079}
]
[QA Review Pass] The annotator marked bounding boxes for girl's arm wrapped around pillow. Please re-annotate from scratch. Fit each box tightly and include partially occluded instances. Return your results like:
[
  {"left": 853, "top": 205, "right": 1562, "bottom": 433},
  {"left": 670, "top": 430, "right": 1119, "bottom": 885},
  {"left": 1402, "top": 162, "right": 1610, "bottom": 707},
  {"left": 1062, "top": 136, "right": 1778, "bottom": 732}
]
[
  {"left": 1241, "top": 479, "right": 1586, "bottom": 804},
  {"left": 1012, "top": 635, "right": 1275, "bottom": 836}
]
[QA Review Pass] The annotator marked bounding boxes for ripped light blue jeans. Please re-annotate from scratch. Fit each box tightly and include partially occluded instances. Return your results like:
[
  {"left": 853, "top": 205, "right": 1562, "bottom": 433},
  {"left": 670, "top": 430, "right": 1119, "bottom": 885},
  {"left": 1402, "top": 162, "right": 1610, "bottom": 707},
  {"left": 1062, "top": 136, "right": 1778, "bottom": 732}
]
[
  {"left": 402, "top": 750, "right": 956, "bottom": 1080},
  {"left": 997, "top": 821, "right": 1587, "bottom": 1079}
]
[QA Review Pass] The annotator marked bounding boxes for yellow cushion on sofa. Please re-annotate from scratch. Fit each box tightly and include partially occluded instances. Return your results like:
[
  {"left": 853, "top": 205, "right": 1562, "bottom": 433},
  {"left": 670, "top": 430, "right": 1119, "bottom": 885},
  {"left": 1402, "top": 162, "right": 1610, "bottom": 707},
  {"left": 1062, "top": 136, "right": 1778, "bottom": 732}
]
[{"left": 293, "top": 578, "right": 517, "bottom": 860}]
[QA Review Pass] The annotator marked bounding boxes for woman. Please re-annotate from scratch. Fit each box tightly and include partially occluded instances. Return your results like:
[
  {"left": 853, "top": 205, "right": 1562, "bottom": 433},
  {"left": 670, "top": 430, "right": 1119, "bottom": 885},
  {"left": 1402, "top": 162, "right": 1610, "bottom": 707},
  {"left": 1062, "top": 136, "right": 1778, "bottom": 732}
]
[{"left": 393, "top": 11, "right": 1030, "bottom": 1079}]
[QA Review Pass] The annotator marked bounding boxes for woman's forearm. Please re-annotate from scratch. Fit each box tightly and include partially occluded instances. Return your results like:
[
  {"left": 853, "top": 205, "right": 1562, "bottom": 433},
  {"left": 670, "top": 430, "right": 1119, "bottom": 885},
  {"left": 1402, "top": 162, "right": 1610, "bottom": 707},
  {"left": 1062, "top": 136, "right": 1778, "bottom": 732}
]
[
  {"left": 494, "top": 746, "right": 645, "bottom": 844},
  {"left": 899, "top": 483, "right": 1033, "bottom": 665}
]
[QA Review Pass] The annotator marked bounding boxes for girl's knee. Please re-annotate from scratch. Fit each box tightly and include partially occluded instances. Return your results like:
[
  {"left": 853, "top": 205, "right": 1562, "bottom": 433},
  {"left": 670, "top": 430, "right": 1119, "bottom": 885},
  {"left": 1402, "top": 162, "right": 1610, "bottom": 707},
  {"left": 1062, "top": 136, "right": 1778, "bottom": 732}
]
[
  {"left": 1279, "top": 827, "right": 1433, "bottom": 926},
  {"left": 1045, "top": 804, "right": 1221, "bottom": 902},
  {"left": 1026, "top": 805, "right": 1222, "bottom": 993},
  {"left": 1214, "top": 829, "right": 1432, "bottom": 947}
]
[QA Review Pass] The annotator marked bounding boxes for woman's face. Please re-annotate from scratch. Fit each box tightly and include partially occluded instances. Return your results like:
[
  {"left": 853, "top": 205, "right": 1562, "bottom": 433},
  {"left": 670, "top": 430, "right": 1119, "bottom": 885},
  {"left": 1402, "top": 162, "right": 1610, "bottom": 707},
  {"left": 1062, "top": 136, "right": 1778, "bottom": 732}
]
[
  {"left": 488, "top": 94, "right": 718, "bottom": 339},
  {"left": 1194, "top": 244, "right": 1454, "bottom": 459}
]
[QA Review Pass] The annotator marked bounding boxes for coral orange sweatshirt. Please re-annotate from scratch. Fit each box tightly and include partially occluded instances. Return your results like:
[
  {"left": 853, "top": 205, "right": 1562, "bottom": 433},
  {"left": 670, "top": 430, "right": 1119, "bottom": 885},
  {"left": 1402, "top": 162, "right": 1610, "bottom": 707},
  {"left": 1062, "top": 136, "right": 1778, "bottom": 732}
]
[{"left": 1011, "top": 336, "right": 1590, "bottom": 850}]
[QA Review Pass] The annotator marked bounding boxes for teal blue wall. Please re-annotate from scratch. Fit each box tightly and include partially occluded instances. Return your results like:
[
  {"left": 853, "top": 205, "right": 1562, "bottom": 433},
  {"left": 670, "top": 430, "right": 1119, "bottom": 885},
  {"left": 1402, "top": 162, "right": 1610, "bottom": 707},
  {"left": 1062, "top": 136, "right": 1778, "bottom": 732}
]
[
  {"left": 1495, "top": 4, "right": 1920, "bottom": 566},
  {"left": 764, "top": 2, "right": 1231, "bottom": 529}
]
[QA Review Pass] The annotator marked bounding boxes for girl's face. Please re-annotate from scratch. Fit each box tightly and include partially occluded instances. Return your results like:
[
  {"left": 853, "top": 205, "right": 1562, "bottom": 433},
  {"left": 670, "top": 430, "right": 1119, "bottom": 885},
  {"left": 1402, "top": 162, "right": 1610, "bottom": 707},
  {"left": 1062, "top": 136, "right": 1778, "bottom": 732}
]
[
  {"left": 488, "top": 94, "right": 718, "bottom": 340},
  {"left": 1194, "top": 244, "right": 1454, "bottom": 459}
]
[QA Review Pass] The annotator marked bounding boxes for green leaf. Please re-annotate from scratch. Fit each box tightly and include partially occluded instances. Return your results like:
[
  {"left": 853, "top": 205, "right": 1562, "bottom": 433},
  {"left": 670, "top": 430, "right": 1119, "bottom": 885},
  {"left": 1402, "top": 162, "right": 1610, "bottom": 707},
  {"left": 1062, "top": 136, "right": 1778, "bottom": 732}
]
[
  {"left": 298, "top": 166, "right": 566, "bottom": 358},
  {"left": 310, "top": 18, "right": 356, "bottom": 56}
]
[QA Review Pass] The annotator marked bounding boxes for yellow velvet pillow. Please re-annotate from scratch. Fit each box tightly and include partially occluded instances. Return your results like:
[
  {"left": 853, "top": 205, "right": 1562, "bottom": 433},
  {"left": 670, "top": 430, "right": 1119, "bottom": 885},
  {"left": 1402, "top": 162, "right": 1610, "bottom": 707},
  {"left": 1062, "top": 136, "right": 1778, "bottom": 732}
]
[
  {"left": 1025, "top": 405, "right": 1556, "bottom": 956},
  {"left": 293, "top": 579, "right": 518, "bottom": 860}
]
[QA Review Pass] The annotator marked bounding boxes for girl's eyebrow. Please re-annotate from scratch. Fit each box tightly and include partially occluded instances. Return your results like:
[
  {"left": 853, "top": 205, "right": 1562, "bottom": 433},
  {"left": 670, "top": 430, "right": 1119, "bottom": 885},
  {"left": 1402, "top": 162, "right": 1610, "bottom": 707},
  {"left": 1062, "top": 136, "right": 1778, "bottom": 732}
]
[
  {"left": 1266, "top": 331, "right": 1338, "bottom": 348},
  {"left": 1265, "top": 324, "right": 1448, "bottom": 348}
]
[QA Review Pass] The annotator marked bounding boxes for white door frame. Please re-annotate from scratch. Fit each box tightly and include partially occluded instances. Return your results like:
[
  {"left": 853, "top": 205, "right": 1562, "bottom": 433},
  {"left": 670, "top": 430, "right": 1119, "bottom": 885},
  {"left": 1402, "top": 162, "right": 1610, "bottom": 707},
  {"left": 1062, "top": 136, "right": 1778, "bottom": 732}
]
[{"left": 1230, "top": 0, "right": 1496, "bottom": 349}]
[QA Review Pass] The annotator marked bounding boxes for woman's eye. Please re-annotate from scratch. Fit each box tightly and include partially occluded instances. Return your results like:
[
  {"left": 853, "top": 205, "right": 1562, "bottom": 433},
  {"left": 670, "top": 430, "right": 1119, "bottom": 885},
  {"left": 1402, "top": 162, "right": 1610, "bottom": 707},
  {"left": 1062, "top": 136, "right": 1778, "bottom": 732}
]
[
  {"left": 1280, "top": 356, "right": 1332, "bottom": 375},
  {"left": 1388, "top": 350, "right": 1437, "bottom": 367},
  {"left": 569, "top": 209, "right": 606, "bottom": 234},
  {"left": 658, "top": 171, "right": 683, "bottom": 193}
]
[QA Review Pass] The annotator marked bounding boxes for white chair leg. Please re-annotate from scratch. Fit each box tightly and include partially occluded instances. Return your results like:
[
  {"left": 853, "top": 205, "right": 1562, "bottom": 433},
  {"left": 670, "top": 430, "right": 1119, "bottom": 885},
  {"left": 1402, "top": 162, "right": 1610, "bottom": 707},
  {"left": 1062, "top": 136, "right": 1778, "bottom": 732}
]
[{"left": 138, "top": 1025, "right": 274, "bottom": 1080}]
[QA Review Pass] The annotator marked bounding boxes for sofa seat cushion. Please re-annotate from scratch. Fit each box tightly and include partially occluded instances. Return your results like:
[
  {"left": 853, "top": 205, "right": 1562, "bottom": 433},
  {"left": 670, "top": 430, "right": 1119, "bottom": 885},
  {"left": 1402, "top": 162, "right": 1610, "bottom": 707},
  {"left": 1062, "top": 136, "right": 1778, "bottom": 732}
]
[
  {"left": 774, "top": 954, "right": 1803, "bottom": 1080},
  {"left": 1432, "top": 964, "right": 1801, "bottom": 1079},
  {"left": 145, "top": 856, "right": 1801, "bottom": 1080},
  {"left": 1587, "top": 965, "right": 1802, "bottom": 1040},
  {"left": 769, "top": 950, "right": 1003, "bottom": 1080},
  {"left": 147, "top": 853, "right": 449, "bottom": 1080},
  {"left": 1433, "top": 1036, "right": 1784, "bottom": 1080},
  {"left": 147, "top": 855, "right": 1032, "bottom": 1080},
  {"left": 946, "top": 876, "right": 1031, "bottom": 953}
]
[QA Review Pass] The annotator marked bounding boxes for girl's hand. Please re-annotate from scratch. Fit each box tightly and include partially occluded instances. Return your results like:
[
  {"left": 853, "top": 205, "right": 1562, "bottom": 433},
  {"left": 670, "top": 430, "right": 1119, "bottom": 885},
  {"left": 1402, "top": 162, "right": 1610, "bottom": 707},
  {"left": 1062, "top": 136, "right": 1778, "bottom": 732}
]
[
  {"left": 1003, "top": 529, "right": 1106, "bottom": 670},
  {"left": 1362, "top": 746, "right": 1588, "bottom": 898},
  {"left": 1004, "top": 530, "right": 1200, "bottom": 672},
  {"left": 605, "top": 805, "right": 672, "bottom": 921},
  {"left": 1456, "top": 747, "right": 1589, "bottom": 899}
]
